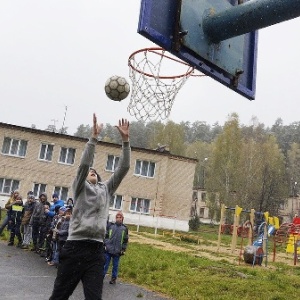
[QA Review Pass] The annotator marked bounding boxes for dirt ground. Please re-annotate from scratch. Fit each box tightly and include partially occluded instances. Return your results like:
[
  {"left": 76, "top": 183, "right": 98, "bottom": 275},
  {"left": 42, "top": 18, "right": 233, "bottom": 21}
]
[{"left": 130, "top": 231, "right": 298, "bottom": 268}]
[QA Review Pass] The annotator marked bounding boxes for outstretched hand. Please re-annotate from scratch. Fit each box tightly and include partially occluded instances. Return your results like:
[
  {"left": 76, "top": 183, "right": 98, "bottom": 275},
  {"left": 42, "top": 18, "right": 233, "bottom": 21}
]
[
  {"left": 115, "top": 119, "right": 130, "bottom": 142},
  {"left": 92, "top": 113, "right": 103, "bottom": 139}
]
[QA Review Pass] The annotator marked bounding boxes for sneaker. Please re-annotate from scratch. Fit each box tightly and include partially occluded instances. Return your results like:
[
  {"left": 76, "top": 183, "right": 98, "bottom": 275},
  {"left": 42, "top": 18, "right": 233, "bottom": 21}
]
[
  {"left": 21, "top": 245, "right": 29, "bottom": 250},
  {"left": 109, "top": 278, "right": 116, "bottom": 284},
  {"left": 7, "top": 242, "right": 14, "bottom": 246}
]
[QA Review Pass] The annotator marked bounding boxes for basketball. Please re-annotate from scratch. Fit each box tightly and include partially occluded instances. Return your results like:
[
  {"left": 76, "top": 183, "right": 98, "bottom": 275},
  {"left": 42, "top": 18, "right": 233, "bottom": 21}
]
[{"left": 104, "top": 75, "right": 130, "bottom": 101}]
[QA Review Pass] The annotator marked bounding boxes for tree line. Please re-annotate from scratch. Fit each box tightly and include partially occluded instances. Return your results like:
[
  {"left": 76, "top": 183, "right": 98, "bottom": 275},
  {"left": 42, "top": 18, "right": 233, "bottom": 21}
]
[{"left": 73, "top": 114, "right": 300, "bottom": 219}]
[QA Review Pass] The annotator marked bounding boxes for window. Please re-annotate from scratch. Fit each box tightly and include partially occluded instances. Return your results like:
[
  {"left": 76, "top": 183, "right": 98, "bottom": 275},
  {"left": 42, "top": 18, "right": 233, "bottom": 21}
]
[
  {"left": 279, "top": 201, "right": 286, "bottom": 210},
  {"left": 130, "top": 197, "right": 151, "bottom": 214},
  {"left": 134, "top": 160, "right": 155, "bottom": 178},
  {"left": 59, "top": 147, "right": 75, "bottom": 164},
  {"left": 192, "top": 191, "right": 198, "bottom": 201},
  {"left": 39, "top": 143, "right": 54, "bottom": 161},
  {"left": 201, "top": 192, "right": 206, "bottom": 202},
  {"left": 109, "top": 194, "right": 123, "bottom": 210},
  {"left": 106, "top": 155, "right": 120, "bottom": 172},
  {"left": 2, "top": 137, "right": 27, "bottom": 157},
  {"left": 0, "top": 178, "right": 20, "bottom": 194},
  {"left": 199, "top": 208, "right": 205, "bottom": 218},
  {"left": 54, "top": 186, "right": 69, "bottom": 201},
  {"left": 33, "top": 183, "right": 46, "bottom": 198}
]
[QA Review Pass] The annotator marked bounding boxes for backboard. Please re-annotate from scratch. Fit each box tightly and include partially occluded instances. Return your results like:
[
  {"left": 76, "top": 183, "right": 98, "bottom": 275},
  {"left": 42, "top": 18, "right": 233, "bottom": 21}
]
[{"left": 137, "top": 0, "right": 258, "bottom": 100}]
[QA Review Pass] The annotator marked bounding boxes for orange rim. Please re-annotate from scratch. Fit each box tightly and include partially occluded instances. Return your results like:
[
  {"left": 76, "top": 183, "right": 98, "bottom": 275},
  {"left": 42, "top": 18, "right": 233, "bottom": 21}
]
[{"left": 128, "top": 47, "right": 197, "bottom": 80}]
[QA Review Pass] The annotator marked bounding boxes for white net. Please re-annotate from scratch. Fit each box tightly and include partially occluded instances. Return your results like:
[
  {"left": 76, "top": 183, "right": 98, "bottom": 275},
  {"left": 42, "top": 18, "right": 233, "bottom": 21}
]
[{"left": 128, "top": 48, "right": 194, "bottom": 122}]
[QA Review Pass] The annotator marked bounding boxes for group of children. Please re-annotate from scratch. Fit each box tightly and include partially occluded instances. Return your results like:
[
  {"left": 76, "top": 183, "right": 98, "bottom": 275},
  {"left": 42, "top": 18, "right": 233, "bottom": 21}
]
[
  {"left": 1, "top": 190, "right": 73, "bottom": 267},
  {"left": 1, "top": 189, "right": 129, "bottom": 283}
]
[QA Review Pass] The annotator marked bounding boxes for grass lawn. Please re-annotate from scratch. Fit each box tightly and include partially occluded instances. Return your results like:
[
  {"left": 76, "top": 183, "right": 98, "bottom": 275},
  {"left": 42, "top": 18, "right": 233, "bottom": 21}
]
[
  {"left": 120, "top": 242, "right": 300, "bottom": 300},
  {"left": 117, "top": 224, "right": 300, "bottom": 300}
]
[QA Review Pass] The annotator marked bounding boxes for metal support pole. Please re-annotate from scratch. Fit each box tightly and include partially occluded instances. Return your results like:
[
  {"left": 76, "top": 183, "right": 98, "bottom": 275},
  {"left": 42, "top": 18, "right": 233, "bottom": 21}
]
[{"left": 203, "top": 0, "right": 300, "bottom": 43}]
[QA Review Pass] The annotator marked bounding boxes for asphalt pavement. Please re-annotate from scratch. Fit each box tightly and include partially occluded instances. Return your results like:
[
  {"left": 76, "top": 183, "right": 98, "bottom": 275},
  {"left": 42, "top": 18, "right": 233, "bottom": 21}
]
[{"left": 0, "top": 239, "right": 171, "bottom": 300}]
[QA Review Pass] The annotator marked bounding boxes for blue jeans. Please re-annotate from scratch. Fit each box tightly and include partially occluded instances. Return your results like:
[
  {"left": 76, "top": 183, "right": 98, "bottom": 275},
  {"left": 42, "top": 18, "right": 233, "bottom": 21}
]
[
  {"left": 51, "top": 241, "right": 59, "bottom": 264},
  {"left": 103, "top": 252, "right": 120, "bottom": 279},
  {"left": 51, "top": 240, "right": 65, "bottom": 265}
]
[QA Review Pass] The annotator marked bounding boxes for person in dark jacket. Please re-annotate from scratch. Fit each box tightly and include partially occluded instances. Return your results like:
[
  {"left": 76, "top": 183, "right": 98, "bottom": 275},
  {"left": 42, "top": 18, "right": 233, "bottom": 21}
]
[
  {"left": 7, "top": 195, "right": 24, "bottom": 247},
  {"left": 44, "top": 205, "right": 62, "bottom": 261},
  {"left": 65, "top": 197, "right": 74, "bottom": 208},
  {"left": 40, "top": 202, "right": 55, "bottom": 258},
  {"left": 48, "top": 206, "right": 72, "bottom": 266},
  {"left": 103, "top": 211, "right": 129, "bottom": 284},
  {"left": 29, "top": 193, "right": 48, "bottom": 252},
  {"left": 48, "top": 206, "right": 67, "bottom": 266},
  {"left": 37, "top": 202, "right": 52, "bottom": 254},
  {"left": 57, "top": 207, "right": 72, "bottom": 246}
]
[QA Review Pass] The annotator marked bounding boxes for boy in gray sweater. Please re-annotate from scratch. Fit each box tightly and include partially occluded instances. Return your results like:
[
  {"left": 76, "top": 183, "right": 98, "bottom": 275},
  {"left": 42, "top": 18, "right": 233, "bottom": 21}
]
[{"left": 49, "top": 113, "right": 130, "bottom": 300}]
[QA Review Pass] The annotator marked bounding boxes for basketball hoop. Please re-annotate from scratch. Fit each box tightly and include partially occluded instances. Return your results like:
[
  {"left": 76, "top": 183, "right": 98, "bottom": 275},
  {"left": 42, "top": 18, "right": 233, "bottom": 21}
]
[{"left": 128, "top": 47, "right": 204, "bottom": 122}]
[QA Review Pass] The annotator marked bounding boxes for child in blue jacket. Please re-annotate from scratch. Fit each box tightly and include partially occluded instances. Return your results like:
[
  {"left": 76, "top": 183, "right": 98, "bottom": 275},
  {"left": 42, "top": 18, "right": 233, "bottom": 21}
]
[{"left": 103, "top": 211, "right": 129, "bottom": 284}]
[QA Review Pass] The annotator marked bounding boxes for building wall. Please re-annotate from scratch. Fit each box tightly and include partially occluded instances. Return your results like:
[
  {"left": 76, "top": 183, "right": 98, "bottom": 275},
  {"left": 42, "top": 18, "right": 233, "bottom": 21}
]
[
  {"left": 120, "top": 149, "right": 167, "bottom": 216},
  {"left": 162, "top": 157, "right": 196, "bottom": 220},
  {"left": 278, "top": 196, "right": 300, "bottom": 223},
  {"left": 0, "top": 123, "right": 197, "bottom": 231},
  {"left": 0, "top": 127, "right": 85, "bottom": 200}
]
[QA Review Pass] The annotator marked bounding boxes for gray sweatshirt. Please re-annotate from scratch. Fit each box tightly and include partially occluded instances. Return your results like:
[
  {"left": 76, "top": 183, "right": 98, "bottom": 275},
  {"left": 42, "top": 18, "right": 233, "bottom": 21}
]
[{"left": 67, "top": 137, "right": 130, "bottom": 242}]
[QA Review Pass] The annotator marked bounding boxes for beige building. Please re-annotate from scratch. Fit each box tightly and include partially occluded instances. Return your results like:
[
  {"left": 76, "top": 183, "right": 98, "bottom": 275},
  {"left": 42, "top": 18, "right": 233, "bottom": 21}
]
[{"left": 0, "top": 122, "right": 197, "bottom": 231}]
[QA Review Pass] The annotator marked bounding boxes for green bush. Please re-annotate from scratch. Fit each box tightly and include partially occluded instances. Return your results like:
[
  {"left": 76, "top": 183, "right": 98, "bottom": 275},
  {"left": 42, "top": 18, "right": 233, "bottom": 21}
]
[{"left": 189, "top": 215, "right": 200, "bottom": 231}]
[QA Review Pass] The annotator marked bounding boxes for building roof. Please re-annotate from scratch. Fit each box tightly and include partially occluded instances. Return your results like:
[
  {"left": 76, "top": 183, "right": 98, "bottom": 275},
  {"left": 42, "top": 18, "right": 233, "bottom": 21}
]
[{"left": 0, "top": 122, "right": 198, "bottom": 163}]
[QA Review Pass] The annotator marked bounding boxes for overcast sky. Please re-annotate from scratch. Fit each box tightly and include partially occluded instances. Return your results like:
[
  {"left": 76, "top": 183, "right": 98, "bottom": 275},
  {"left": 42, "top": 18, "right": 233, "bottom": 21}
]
[{"left": 0, "top": 1, "right": 299, "bottom": 134}]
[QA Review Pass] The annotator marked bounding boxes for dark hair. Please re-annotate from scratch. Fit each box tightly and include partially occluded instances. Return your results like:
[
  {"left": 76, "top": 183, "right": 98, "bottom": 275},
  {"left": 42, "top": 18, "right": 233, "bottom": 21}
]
[
  {"left": 65, "top": 205, "right": 73, "bottom": 212},
  {"left": 39, "top": 193, "right": 48, "bottom": 200},
  {"left": 67, "top": 198, "right": 74, "bottom": 205},
  {"left": 54, "top": 205, "right": 62, "bottom": 213},
  {"left": 89, "top": 167, "right": 101, "bottom": 182}
]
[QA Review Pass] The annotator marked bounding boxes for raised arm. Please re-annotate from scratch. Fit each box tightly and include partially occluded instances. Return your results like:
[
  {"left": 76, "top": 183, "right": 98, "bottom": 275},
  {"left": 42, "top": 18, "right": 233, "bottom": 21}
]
[
  {"left": 115, "top": 118, "right": 129, "bottom": 142},
  {"left": 107, "top": 119, "right": 131, "bottom": 195},
  {"left": 92, "top": 113, "right": 104, "bottom": 139},
  {"left": 73, "top": 113, "right": 103, "bottom": 198}
]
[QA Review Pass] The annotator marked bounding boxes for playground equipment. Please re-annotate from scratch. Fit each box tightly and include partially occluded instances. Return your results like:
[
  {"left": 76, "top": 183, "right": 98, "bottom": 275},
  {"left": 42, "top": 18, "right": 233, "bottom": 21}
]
[
  {"left": 243, "top": 245, "right": 264, "bottom": 266},
  {"left": 218, "top": 204, "right": 279, "bottom": 266},
  {"left": 273, "top": 217, "right": 300, "bottom": 265}
]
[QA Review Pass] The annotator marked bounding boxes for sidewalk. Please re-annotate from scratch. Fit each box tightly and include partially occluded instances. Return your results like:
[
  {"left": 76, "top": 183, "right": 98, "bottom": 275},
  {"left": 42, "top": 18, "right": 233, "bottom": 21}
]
[{"left": 0, "top": 240, "right": 171, "bottom": 300}]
